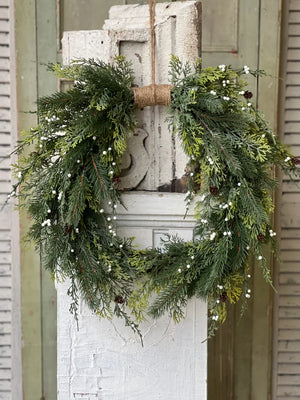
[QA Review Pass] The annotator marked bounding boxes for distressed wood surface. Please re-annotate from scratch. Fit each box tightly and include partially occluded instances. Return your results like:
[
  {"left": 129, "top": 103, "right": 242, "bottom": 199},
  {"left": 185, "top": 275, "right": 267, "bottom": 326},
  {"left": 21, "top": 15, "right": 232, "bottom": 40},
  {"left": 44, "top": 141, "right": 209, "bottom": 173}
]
[
  {"left": 102, "top": 1, "right": 201, "bottom": 190},
  {"left": 207, "top": 0, "right": 281, "bottom": 399},
  {"left": 63, "top": 3, "right": 201, "bottom": 191},
  {"left": 57, "top": 194, "right": 207, "bottom": 400},
  {"left": 0, "top": 2, "right": 15, "bottom": 398},
  {"left": 274, "top": 1, "right": 300, "bottom": 397},
  {"left": 14, "top": 0, "right": 42, "bottom": 399},
  {"left": 59, "top": 4, "right": 206, "bottom": 399}
]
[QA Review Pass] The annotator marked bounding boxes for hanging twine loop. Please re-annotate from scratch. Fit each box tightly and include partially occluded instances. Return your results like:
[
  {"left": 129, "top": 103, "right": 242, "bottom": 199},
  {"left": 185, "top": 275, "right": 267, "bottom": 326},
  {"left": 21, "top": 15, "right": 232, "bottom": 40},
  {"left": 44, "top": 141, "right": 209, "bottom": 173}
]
[{"left": 133, "top": 0, "right": 172, "bottom": 108}]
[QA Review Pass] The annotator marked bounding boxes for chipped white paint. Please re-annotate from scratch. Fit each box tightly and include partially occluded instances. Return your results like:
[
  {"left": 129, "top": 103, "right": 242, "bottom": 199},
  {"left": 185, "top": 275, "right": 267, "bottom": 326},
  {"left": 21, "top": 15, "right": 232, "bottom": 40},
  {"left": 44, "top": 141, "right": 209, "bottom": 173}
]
[
  {"left": 57, "top": 284, "right": 206, "bottom": 400},
  {"left": 58, "top": 3, "right": 206, "bottom": 400},
  {"left": 57, "top": 194, "right": 207, "bottom": 400},
  {"left": 62, "top": 30, "right": 111, "bottom": 64},
  {"left": 62, "top": 1, "right": 201, "bottom": 190}
]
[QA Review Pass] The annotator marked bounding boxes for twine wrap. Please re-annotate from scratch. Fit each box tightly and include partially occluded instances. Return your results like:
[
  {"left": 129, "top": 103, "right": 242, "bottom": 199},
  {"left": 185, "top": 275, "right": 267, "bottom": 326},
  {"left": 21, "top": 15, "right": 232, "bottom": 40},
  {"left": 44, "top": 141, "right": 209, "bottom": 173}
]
[
  {"left": 131, "top": 0, "right": 173, "bottom": 108},
  {"left": 132, "top": 84, "right": 172, "bottom": 108}
]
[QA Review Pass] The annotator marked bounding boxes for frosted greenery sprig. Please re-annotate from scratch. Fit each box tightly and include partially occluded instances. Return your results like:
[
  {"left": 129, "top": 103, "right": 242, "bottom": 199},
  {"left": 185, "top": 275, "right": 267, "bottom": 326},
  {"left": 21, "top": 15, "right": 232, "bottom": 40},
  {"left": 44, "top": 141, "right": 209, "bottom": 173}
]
[{"left": 8, "top": 56, "right": 299, "bottom": 339}]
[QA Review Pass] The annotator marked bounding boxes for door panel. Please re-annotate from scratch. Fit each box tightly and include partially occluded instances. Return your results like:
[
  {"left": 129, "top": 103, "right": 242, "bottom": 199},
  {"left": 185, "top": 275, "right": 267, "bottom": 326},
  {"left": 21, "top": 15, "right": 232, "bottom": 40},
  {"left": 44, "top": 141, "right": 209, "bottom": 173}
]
[{"left": 57, "top": 192, "right": 207, "bottom": 400}]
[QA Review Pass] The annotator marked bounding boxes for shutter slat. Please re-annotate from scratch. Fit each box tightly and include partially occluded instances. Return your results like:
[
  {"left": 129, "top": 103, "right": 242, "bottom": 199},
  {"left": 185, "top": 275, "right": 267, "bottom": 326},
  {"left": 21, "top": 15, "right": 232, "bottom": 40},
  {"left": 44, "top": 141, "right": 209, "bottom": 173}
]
[
  {"left": 278, "top": 363, "right": 300, "bottom": 374},
  {"left": 0, "top": 334, "right": 10, "bottom": 345},
  {"left": 0, "top": 380, "right": 11, "bottom": 391},
  {"left": 286, "top": 96, "right": 300, "bottom": 107},
  {"left": 289, "top": 11, "right": 300, "bottom": 23},
  {"left": 279, "top": 307, "right": 300, "bottom": 318},
  {"left": 0, "top": 33, "right": 9, "bottom": 45},
  {"left": 285, "top": 121, "right": 300, "bottom": 133},
  {"left": 279, "top": 328, "right": 300, "bottom": 339},
  {"left": 0, "top": 45, "right": 9, "bottom": 57},
  {"left": 288, "top": 49, "right": 300, "bottom": 60},
  {"left": 0, "top": 347, "right": 10, "bottom": 357},
  {"left": 280, "top": 238, "right": 300, "bottom": 249},
  {"left": 278, "top": 340, "right": 300, "bottom": 351},
  {"left": 287, "top": 61, "right": 300, "bottom": 73},
  {"left": 279, "top": 353, "right": 300, "bottom": 363},
  {"left": 289, "top": 23, "right": 300, "bottom": 35},
  {"left": 279, "top": 273, "right": 300, "bottom": 284},
  {"left": 288, "top": 36, "right": 300, "bottom": 49},
  {"left": 0, "top": 84, "right": 10, "bottom": 96},
  {"left": 0, "top": 21, "right": 9, "bottom": 33},
  {"left": 291, "top": 0, "right": 300, "bottom": 11},
  {"left": 277, "top": 386, "right": 300, "bottom": 397},
  {"left": 0, "top": 72, "right": 9, "bottom": 83},
  {"left": 285, "top": 109, "right": 300, "bottom": 120},
  {"left": 286, "top": 73, "right": 300, "bottom": 86},
  {"left": 0, "top": 323, "right": 10, "bottom": 334},
  {"left": 0, "top": 8, "right": 9, "bottom": 19},
  {"left": 279, "top": 296, "right": 300, "bottom": 307},
  {"left": 286, "top": 85, "right": 300, "bottom": 96},
  {"left": 280, "top": 263, "right": 300, "bottom": 273},
  {"left": 0, "top": 289, "right": 11, "bottom": 300}
]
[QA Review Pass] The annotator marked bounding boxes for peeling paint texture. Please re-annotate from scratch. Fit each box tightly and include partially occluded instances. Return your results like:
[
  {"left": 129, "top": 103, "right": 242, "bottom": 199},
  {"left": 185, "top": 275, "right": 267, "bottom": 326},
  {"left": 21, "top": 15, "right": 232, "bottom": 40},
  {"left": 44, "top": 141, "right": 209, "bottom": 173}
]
[{"left": 58, "top": 3, "right": 206, "bottom": 399}]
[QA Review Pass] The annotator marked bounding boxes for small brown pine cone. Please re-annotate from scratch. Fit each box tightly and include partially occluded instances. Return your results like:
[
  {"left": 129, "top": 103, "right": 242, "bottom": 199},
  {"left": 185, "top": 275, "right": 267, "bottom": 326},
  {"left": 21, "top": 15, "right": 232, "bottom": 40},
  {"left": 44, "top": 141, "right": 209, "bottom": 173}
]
[
  {"left": 210, "top": 186, "right": 218, "bottom": 196},
  {"left": 243, "top": 90, "right": 253, "bottom": 99},
  {"left": 64, "top": 225, "right": 73, "bottom": 234},
  {"left": 292, "top": 157, "right": 300, "bottom": 165},
  {"left": 114, "top": 295, "right": 124, "bottom": 304},
  {"left": 257, "top": 233, "right": 265, "bottom": 242},
  {"left": 220, "top": 292, "right": 228, "bottom": 303},
  {"left": 113, "top": 176, "right": 121, "bottom": 185}
]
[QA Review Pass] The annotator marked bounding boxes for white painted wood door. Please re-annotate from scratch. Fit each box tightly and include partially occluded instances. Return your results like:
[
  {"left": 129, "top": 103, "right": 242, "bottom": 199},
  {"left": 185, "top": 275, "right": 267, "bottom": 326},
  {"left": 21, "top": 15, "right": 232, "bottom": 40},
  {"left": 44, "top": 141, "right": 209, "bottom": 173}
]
[
  {"left": 57, "top": 3, "right": 206, "bottom": 399},
  {"left": 57, "top": 193, "right": 207, "bottom": 400}
]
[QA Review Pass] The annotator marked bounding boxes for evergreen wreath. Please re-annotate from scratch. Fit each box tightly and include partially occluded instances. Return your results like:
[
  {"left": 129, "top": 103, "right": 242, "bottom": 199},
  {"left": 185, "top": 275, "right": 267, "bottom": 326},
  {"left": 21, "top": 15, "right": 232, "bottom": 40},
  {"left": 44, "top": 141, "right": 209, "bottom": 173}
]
[{"left": 9, "top": 56, "right": 300, "bottom": 338}]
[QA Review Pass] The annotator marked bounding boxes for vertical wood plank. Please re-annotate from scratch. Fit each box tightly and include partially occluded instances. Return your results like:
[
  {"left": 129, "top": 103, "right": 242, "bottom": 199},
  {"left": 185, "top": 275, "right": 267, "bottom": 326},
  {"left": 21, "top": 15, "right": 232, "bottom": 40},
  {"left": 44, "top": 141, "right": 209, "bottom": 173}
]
[
  {"left": 207, "top": 0, "right": 281, "bottom": 399},
  {"left": 61, "top": 0, "right": 126, "bottom": 33},
  {"left": 9, "top": 1, "right": 23, "bottom": 399},
  {"left": 255, "top": 1, "right": 282, "bottom": 399},
  {"left": 36, "top": 1, "right": 58, "bottom": 399},
  {"left": 14, "top": 0, "right": 43, "bottom": 399},
  {"left": 206, "top": 1, "right": 260, "bottom": 398}
]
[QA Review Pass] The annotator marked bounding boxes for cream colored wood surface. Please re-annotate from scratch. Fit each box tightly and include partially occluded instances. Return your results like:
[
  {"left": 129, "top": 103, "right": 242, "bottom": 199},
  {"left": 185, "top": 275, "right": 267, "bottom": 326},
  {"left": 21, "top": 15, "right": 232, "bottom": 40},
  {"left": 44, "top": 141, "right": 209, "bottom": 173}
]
[{"left": 0, "top": 1, "right": 22, "bottom": 399}]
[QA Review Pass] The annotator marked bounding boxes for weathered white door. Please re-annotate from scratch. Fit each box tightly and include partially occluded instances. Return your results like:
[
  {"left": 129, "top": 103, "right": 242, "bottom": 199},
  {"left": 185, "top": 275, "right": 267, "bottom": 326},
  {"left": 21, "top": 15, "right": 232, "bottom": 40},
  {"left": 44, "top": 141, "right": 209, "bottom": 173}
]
[{"left": 57, "top": 3, "right": 206, "bottom": 399}]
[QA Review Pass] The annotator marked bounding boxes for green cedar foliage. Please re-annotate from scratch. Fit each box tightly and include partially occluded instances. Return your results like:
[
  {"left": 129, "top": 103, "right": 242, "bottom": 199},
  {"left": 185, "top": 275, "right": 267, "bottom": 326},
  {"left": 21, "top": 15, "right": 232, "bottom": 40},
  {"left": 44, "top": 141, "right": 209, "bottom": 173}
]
[{"left": 8, "top": 56, "right": 300, "bottom": 339}]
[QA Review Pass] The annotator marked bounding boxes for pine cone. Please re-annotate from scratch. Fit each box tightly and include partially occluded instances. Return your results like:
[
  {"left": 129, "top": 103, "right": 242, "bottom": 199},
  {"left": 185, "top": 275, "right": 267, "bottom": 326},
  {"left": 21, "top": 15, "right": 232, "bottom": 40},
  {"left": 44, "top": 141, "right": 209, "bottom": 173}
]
[
  {"left": 257, "top": 233, "right": 265, "bottom": 242},
  {"left": 244, "top": 90, "right": 253, "bottom": 99},
  {"left": 292, "top": 157, "right": 300, "bottom": 165},
  {"left": 210, "top": 186, "right": 218, "bottom": 196},
  {"left": 113, "top": 176, "right": 121, "bottom": 185},
  {"left": 220, "top": 292, "right": 228, "bottom": 303},
  {"left": 114, "top": 295, "right": 124, "bottom": 304},
  {"left": 64, "top": 225, "right": 73, "bottom": 234}
]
